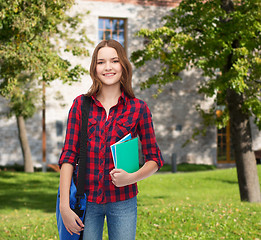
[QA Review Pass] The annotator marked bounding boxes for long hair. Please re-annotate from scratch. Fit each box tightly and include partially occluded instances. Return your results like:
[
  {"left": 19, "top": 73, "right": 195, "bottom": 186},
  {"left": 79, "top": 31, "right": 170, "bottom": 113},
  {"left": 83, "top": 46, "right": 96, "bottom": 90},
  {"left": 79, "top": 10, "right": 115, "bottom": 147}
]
[{"left": 86, "top": 39, "right": 135, "bottom": 98}]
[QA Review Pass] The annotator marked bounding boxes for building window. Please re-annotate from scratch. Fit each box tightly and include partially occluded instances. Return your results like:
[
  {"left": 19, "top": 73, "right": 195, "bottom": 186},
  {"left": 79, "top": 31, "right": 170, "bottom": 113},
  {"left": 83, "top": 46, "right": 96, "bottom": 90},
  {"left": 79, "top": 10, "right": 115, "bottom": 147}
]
[
  {"left": 216, "top": 91, "right": 235, "bottom": 164},
  {"left": 217, "top": 120, "right": 235, "bottom": 163},
  {"left": 98, "top": 18, "right": 126, "bottom": 49}
]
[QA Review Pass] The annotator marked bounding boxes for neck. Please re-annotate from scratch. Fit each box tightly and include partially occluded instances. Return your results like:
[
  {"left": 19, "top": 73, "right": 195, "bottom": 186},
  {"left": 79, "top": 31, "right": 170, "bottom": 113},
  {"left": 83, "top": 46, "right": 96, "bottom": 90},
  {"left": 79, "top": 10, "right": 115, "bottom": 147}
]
[{"left": 97, "top": 85, "right": 122, "bottom": 103}]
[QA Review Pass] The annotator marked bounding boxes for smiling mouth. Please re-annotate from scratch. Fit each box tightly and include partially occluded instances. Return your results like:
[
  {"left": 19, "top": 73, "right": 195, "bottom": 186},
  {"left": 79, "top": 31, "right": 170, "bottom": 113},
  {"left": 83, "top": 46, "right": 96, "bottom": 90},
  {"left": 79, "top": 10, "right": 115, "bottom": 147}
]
[{"left": 103, "top": 73, "right": 116, "bottom": 77}]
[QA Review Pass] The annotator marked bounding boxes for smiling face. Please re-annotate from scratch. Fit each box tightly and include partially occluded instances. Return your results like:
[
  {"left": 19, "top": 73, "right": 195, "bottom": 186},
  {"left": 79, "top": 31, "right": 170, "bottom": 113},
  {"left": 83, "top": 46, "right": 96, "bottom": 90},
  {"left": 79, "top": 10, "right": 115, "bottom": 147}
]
[
  {"left": 88, "top": 40, "right": 135, "bottom": 98},
  {"left": 96, "top": 46, "right": 123, "bottom": 88}
]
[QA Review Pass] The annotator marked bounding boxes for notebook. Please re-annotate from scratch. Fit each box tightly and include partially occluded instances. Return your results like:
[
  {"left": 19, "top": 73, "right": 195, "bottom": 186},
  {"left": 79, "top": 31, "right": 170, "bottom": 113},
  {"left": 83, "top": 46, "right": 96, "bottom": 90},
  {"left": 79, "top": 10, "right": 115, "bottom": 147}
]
[
  {"left": 110, "top": 134, "right": 139, "bottom": 173},
  {"left": 110, "top": 133, "right": 132, "bottom": 166}
]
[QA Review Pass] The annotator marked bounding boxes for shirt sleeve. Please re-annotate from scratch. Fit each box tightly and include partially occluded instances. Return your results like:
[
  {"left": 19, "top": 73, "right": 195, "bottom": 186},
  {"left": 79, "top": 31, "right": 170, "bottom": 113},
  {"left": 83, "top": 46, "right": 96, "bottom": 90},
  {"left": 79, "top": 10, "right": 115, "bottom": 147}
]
[
  {"left": 137, "top": 102, "right": 164, "bottom": 169},
  {"left": 58, "top": 97, "right": 81, "bottom": 168}
]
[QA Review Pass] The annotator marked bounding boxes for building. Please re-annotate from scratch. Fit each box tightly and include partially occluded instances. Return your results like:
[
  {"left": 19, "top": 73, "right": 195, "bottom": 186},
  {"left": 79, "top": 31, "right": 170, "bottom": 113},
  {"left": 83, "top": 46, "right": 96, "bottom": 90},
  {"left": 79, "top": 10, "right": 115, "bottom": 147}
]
[{"left": 0, "top": 0, "right": 260, "bottom": 168}]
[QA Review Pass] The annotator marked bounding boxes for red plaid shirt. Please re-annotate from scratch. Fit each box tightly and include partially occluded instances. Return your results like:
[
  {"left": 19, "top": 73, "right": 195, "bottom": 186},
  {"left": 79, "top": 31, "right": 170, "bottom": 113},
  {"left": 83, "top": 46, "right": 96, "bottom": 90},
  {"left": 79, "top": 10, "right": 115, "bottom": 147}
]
[{"left": 59, "top": 91, "right": 164, "bottom": 204}]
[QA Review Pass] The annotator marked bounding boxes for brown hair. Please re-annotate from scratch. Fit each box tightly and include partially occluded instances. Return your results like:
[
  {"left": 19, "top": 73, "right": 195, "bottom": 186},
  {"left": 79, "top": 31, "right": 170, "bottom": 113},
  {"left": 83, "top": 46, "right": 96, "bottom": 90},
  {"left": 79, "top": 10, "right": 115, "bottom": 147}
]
[{"left": 86, "top": 39, "right": 135, "bottom": 98}]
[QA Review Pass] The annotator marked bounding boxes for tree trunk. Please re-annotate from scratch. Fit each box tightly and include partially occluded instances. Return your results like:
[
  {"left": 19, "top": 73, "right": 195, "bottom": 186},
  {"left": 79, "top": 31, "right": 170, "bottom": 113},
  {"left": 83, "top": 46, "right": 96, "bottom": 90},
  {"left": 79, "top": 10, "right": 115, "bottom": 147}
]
[
  {"left": 226, "top": 89, "right": 261, "bottom": 202},
  {"left": 221, "top": 0, "right": 260, "bottom": 203},
  {"left": 16, "top": 115, "right": 34, "bottom": 172}
]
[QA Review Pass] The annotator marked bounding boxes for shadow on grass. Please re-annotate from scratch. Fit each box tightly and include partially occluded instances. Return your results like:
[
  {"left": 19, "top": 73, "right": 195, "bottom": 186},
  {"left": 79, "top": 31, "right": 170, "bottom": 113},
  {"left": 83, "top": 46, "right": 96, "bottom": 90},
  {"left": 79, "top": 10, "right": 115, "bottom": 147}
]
[
  {"left": 204, "top": 177, "right": 238, "bottom": 185},
  {"left": 0, "top": 172, "right": 60, "bottom": 213}
]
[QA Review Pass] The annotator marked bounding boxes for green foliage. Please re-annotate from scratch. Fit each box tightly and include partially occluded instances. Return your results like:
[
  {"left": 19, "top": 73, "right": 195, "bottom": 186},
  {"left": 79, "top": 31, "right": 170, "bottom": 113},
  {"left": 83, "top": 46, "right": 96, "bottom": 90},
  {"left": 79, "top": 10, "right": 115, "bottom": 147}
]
[
  {"left": 0, "top": 0, "right": 92, "bottom": 118},
  {"left": 0, "top": 167, "right": 260, "bottom": 239},
  {"left": 131, "top": 0, "right": 261, "bottom": 130},
  {"left": 176, "top": 163, "right": 216, "bottom": 172},
  {"left": 159, "top": 163, "right": 216, "bottom": 172}
]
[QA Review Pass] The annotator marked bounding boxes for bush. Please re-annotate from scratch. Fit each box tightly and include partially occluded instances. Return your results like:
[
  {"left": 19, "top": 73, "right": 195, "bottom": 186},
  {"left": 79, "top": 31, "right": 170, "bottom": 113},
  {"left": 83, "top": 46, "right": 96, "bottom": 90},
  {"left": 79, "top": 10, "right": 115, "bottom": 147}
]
[{"left": 159, "top": 163, "right": 216, "bottom": 172}]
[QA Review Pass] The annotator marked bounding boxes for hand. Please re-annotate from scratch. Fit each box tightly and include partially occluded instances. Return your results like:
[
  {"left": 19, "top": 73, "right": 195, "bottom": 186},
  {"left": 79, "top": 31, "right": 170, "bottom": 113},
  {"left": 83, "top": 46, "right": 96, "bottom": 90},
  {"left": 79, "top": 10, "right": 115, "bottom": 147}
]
[
  {"left": 110, "top": 169, "right": 136, "bottom": 187},
  {"left": 60, "top": 205, "right": 84, "bottom": 235}
]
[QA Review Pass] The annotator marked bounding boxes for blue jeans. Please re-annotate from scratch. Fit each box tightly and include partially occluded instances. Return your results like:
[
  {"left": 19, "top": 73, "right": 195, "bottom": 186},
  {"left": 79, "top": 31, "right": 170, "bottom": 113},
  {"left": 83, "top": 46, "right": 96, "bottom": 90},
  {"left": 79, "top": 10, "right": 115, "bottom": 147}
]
[{"left": 82, "top": 196, "right": 137, "bottom": 240}]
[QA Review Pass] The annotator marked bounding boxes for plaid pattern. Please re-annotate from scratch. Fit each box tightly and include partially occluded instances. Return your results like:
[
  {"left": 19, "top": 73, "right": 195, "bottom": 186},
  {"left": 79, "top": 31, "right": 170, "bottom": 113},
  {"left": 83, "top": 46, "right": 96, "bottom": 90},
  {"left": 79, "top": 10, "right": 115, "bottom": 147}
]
[{"left": 59, "top": 91, "right": 164, "bottom": 204}]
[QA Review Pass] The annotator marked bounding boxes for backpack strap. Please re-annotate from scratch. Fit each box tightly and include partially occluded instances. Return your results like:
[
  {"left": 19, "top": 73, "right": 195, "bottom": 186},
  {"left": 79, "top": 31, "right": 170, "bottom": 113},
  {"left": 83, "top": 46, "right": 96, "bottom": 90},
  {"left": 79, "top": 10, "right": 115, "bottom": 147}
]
[{"left": 77, "top": 95, "right": 91, "bottom": 197}]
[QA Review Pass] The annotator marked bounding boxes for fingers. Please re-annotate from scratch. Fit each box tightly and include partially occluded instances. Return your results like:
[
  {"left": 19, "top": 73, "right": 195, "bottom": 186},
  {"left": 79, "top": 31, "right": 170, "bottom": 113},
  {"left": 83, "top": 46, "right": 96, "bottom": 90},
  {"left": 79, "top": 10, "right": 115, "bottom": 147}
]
[
  {"left": 65, "top": 215, "right": 84, "bottom": 235},
  {"left": 110, "top": 168, "right": 122, "bottom": 175},
  {"left": 110, "top": 172, "right": 117, "bottom": 186},
  {"left": 66, "top": 226, "right": 73, "bottom": 235},
  {"left": 110, "top": 169, "right": 128, "bottom": 187},
  {"left": 110, "top": 172, "right": 116, "bottom": 180},
  {"left": 110, "top": 169, "right": 119, "bottom": 184},
  {"left": 72, "top": 218, "right": 84, "bottom": 234},
  {"left": 76, "top": 216, "right": 85, "bottom": 229},
  {"left": 110, "top": 172, "right": 120, "bottom": 185},
  {"left": 66, "top": 222, "right": 83, "bottom": 235},
  {"left": 111, "top": 174, "right": 116, "bottom": 184},
  {"left": 66, "top": 225, "right": 81, "bottom": 235},
  {"left": 61, "top": 206, "right": 85, "bottom": 235}
]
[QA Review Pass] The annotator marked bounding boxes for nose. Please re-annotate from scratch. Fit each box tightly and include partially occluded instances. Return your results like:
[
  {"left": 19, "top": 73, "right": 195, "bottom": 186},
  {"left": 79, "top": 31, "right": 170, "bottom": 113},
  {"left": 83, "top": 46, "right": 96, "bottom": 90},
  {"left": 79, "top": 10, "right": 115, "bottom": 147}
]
[{"left": 105, "top": 61, "right": 112, "bottom": 71}]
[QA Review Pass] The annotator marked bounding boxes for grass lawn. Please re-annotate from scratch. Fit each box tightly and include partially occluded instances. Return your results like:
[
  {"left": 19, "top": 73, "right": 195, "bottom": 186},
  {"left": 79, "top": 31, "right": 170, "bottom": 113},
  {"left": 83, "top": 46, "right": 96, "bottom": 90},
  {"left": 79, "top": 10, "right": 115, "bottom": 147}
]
[{"left": 0, "top": 166, "right": 260, "bottom": 239}]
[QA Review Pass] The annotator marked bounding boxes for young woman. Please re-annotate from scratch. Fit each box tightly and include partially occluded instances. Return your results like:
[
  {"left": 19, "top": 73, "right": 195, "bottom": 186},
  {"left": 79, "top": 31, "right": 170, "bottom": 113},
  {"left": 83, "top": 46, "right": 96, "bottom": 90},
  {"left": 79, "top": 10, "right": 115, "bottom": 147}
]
[{"left": 59, "top": 39, "right": 164, "bottom": 240}]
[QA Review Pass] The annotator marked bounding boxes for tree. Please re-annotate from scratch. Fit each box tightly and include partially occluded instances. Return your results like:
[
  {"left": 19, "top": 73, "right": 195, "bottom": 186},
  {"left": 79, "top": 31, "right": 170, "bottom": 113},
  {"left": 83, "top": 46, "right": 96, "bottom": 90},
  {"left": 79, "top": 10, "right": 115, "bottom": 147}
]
[
  {"left": 0, "top": 0, "right": 91, "bottom": 172},
  {"left": 131, "top": 0, "right": 261, "bottom": 202}
]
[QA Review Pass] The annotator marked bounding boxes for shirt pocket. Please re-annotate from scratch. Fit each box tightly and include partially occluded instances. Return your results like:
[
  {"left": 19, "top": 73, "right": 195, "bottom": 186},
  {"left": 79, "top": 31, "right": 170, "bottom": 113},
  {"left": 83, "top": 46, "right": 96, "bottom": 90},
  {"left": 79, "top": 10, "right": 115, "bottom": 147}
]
[{"left": 115, "top": 118, "right": 136, "bottom": 140}]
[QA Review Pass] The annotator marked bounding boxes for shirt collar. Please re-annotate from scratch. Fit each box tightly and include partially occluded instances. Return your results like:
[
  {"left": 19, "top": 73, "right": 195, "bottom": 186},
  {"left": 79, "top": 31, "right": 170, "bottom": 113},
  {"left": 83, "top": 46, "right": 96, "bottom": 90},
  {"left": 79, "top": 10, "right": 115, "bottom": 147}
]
[
  {"left": 119, "top": 91, "right": 128, "bottom": 106},
  {"left": 91, "top": 94, "right": 101, "bottom": 107},
  {"left": 91, "top": 91, "right": 128, "bottom": 107}
]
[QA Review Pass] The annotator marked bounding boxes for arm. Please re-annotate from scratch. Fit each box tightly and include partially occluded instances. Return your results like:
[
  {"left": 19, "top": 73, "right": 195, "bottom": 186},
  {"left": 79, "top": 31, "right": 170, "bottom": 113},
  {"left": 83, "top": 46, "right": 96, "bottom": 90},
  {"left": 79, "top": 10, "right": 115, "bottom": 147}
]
[
  {"left": 59, "top": 163, "right": 84, "bottom": 235},
  {"left": 110, "top": 160, "right": 158, "bottom": 187},
  {"left": 58, "top": 97, "right": 84, "bottom": 235},
  {"left": 110, "top": 102, "right": 163, "bottom": 187}
]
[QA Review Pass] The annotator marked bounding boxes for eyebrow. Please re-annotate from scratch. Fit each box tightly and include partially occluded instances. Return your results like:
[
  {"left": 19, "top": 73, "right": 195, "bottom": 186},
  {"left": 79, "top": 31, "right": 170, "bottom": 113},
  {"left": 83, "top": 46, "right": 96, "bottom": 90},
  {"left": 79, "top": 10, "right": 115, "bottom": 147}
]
[{"left": 97, "top": 57, "right": 119, "bottom": 61}]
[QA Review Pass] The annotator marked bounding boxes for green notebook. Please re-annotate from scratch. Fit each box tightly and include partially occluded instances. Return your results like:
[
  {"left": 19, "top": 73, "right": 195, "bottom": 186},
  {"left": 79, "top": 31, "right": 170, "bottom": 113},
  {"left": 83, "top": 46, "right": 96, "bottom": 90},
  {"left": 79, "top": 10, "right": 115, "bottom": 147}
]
[{"left": 115, "top": 137, "right": 139, "bottom": 173}]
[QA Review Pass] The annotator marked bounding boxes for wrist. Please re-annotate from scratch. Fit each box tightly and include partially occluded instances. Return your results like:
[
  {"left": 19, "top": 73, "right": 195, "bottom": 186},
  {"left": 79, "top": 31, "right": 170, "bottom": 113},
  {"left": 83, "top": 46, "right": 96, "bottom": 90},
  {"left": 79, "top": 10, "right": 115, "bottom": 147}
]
[
  {"left": 130, "top": 171, "right": 139, "bottom": 184},
  {"left": 60, "top": 200, "right": 70, "bottom": 210}
]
